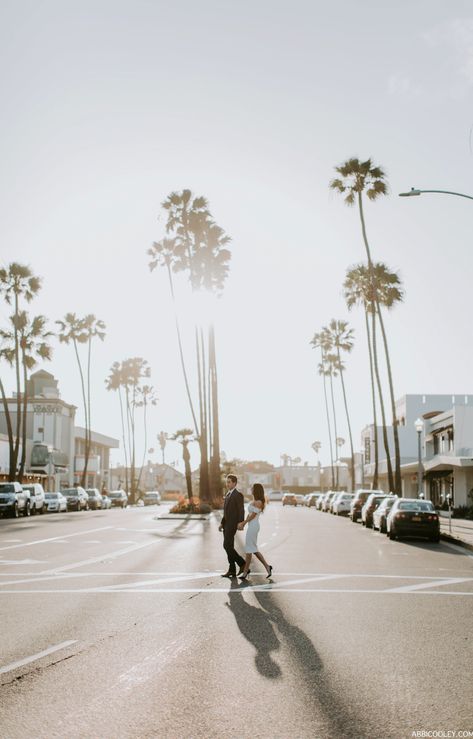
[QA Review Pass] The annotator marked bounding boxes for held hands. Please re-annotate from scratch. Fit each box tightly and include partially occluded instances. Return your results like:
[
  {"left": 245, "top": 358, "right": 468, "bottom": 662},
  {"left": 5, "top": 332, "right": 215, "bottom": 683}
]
[
  {"left": 237, "top": 522, "right": 245, "bottom": 531},
  {"left": 218, "top": 525, "right": 223, "bottom": 532}
]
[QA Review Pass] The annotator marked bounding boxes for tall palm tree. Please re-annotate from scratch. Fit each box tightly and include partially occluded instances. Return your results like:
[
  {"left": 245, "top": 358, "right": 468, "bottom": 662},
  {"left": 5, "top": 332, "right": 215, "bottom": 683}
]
[
  {"left": 171, "top": 428, "right": 195, "bottom": 502},
  {"left": 56, "top": 313, "right": 106, "bottom": 487},
  {"left": 105, "top": 361, "right": 129, "bottom": 492},
  {"left": 331, "top": 159, "right": 402, "bottom": 493},
  {"left": 135, "top": 384, "right": 158, "bottom": 493},
  {"left": 310, "top": 331, "right": 335, "bottom": 489},
  {"left": 344, "top": 264, "right": 398, "bottom": 490},
  {"left": 0, "top": 263, "right": 41, "bottom": 478},
  {"left": 323, "top": 320, "right": 355, "bottom": 491}
]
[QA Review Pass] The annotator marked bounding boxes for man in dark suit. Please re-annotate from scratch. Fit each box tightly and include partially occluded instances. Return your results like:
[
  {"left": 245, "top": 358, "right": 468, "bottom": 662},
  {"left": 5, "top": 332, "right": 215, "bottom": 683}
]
[{"left": 219, "top": 474, "right": 245, "bottom": 577}]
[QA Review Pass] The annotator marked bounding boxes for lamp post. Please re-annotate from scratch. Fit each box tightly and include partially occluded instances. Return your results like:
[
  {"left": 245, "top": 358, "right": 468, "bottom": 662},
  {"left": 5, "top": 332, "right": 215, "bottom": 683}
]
[
  {"left": 399, "top": 187, "right": 473, "bottom": 202},
  {"left": 360, "top": 448, "right": 365, "bottom": 488},
  {"left": 414, "top": 418, "right": 423, "bottom": 499}
]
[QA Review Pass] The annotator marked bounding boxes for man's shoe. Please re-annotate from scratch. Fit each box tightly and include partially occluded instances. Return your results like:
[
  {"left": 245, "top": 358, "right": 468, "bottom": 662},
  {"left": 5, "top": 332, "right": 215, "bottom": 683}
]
[{"left": 221, "top": 571, "right": 236, "bottom": 578}]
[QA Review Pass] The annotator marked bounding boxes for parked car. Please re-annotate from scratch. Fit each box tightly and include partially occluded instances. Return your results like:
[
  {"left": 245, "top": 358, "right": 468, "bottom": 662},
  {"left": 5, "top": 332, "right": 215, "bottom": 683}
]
[
  {"left": 361, "top": 493, "right": 387, "bottom": 528},
  {"left": 86, "top": 488, "right": 103, "bottom": 510},
  {"left": 109, "top": 490, "right": 128, "bottom": 508},
  {"left": 0, "top": 482, "right": 30, "bottom": 517},
  {"left": 305, "top": 493, "right": 321, "bottom": 507},
  {"left": 372, "top": 496, "right": 398, "bottom": 533},
  {"left": 44, "top": 492, "right": 67, "bottom": 513},
  {"left": 143, "top": 491, "right": 161, "bottom": 506},
  {"left": 295, "top": 494, "right": 305, "bottom": 505},
  {"left": 282, "top": 493, "right": 297, "bottom": 507},
  {"left": 101, "top": 493, "right": 112, "bottom": 510},
  {"left": 332, "top": 493, "right": 354, "bottom": 516},
  {"left": 322, "top": 492, "right": 337, "bottom": 512},
  {"left": 386, "top": 498, "right": 440, "bottom": 542},
  {"left": 268, "top": 490, "right": 283, "bottom": 502},
  {"left": 315, "top": 494, "right": 326, "bottom": 510},
  {"left": 350, "top": 489, "right": 383, "bottom": 522},
  {"left": 22, "top": 483, "right": 46, "bottom": 515},
  {"left": 329, "top": 492, "right": 344, "bottom": 513},
  {"left": 62, "top": 487, "right": 89, "bottom": 511}
]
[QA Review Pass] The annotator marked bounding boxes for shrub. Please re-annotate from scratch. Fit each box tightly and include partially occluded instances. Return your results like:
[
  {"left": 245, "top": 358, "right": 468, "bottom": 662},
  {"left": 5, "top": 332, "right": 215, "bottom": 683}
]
[{"left": 169, "top": 496, "right": 211, "bottom": 514}]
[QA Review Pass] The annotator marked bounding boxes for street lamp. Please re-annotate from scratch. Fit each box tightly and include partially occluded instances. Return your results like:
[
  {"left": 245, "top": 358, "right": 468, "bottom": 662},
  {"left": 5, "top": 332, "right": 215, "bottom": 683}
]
[
  {"left": 414, "top": 417, "right": 423, "bottom": 499},
  {"left": 399, "top": 187, "right": 473, "bottom": 202}
]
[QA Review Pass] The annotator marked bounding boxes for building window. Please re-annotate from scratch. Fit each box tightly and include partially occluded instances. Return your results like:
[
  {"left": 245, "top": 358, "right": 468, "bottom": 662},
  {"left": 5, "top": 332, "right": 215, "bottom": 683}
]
[{"left": 364, "top": 437, "right": 371, "bottom": 464}]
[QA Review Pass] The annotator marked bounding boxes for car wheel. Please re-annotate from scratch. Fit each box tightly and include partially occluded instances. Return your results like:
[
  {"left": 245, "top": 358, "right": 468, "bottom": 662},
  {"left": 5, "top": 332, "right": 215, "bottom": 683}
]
[
  {"left": 24, "top": 501, "right": 30, "bottom": 517},
  {"left": 430, "top": 535, "right": 440, "bottom": 543},
  {"left": 366, "top": 521, "right": 372, "bottom": 529},
  {"left": 39, "top": 505, "right": 44, "bottom": 515},
  {"left": 389, "top": 527, "right": 396, "bottom": 540},
  {"left": 13, "top": 503, "right": 19, "bottom": 518},
  {"left": 31, "top": 504, "right": 36, "bottom": 516}
]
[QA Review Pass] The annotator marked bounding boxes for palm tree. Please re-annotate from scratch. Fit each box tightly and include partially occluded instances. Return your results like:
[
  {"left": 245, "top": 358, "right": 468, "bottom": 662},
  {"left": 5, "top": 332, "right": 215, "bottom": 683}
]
[
  {"left": 331, "top": 158, "right": 402, "bottom": 493},
  {"left": 123, "top": 357, "right": 151, "bottom": 502},
  {"left": 171, "top": 428, "right": 195, "bottom": 502},
  {"left": 344, "top": 264, "right": 398, "bottom": 490},
  {"left": 323, "top": 320, "right": 355, "bottom": 491},
  {"left": 310, "top": 331, "right": 335, "bottom": 489},
  {"left": 157, "top": 431, "right": 168, "bottom": 464},
  {"left": 0, "top": 263, "right": 41, "bottom": 478},
  {"left": 105, "top": 362, "right": 129, "bottom": 493},
  {"left": 135, "top": 384, "right": 158, "bottom": 493},
  {"left": 56, "top": 313, "right": 106, "bottom": 487}
]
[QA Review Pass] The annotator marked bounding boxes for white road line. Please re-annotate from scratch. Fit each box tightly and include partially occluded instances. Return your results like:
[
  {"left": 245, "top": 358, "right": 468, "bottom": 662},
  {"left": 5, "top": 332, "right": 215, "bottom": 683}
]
[
  {"left": 384, "top": 577, "right": 473, "bottom": 593},
  {"left": 0, "top": 526, "right": 113, "bottom": 552},
  {"left": 242, "top": 574, "right": 345, "bottom": 591},
  {"left": 90, "top": 573, "right": 216, "bottom": 592},
  {"left": 1, "top": 588, "right": 473, "bottom": 596},
  {"left": 0, "top": 640, "right": 77, "bottom": 675},
  {"left": 40, "top": 538, "right": 165, "bottom": 574}
]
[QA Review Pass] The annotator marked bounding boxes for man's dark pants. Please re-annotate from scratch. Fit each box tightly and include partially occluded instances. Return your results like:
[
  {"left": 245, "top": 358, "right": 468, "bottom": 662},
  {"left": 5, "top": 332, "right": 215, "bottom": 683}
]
[{"left": 223, "top": 526, "right": 245, "bottom": 573}]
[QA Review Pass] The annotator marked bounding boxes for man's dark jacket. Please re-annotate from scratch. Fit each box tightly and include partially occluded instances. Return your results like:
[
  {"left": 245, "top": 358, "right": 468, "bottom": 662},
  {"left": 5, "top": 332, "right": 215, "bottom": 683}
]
[{"left": 221, "top": 489, "right": 244, "bottom": 531}]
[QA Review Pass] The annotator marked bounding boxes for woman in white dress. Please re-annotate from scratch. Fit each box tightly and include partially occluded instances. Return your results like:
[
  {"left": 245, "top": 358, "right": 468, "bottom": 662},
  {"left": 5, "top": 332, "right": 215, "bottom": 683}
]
[{"left": 237, "top": 483, "right": 273, "bottom": 580}]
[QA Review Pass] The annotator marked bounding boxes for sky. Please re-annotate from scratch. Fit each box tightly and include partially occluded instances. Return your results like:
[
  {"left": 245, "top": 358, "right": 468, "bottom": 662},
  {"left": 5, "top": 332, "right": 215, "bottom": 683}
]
[{"left": 1, "top": 0, "right": 473, "bottom": 472}]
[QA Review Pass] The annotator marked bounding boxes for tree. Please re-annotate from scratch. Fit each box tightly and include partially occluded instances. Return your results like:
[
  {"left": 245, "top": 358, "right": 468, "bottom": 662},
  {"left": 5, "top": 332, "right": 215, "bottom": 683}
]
[
  {"left": 331, "top": 159, "right": 402, "bottom": 494},
  {"left": 56, "top": 313, "right": 106, "bottom": 487},
  {"left": 310, "top": 331, "right": 335, "bottom": 489},
  {"left": 105, "top": 361, "right": 130, "bottom": 492},
  {"left": 135, "top": 384, "right": 158, "bottom": 493},
  {"left": 0, "top": 263, "right": 41, "bottom": 478},
  {"left": 171, "top": 428, "right": 195, "bottom": 502},
  {"left": 323, "top": 320, "right": 355, "bottom": 491}
]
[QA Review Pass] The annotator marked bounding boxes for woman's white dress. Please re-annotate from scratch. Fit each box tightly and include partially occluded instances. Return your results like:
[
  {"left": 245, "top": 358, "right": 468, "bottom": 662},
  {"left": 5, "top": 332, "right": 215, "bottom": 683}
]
[{"left": 245, "top": 503, "right": 261, "bottom": 553}]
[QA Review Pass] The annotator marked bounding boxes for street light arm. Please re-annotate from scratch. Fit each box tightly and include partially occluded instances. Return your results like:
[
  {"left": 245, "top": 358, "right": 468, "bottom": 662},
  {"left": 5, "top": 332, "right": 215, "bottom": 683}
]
[{"left": 399, "top": 187, "right": 473, "bottom": 201}]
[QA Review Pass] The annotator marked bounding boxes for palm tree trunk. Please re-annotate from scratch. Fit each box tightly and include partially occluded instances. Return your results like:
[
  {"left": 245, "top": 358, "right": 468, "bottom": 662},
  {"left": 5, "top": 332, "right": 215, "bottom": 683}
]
[
  {"left": 377, "top": 304, "right": 402, "bottom": 495},
  {"left": 83, "top": 335, "right": 92, "bottom": 488},
  {"left": 328, "top": 370, "right": 339, "bottom": 490},
  {"left": 136, "top": 398, "right": 148, "bottom": 494},
  {"left": 320, "top": 350, "right": 335, "bottom": 489},
  {"left": 182, "top": 442, "right": 193, "bottom": 501},
  {"left": 118, "top": 387, "right": 129, "bottom": 492},
  {"left": 125, "top": 385, "right": 133, "bottom": 496},
  {"left": 209, "top": 324, "right": 221, "bottom": 501},
  {"left": 365, "top": 310, "right": 379, "bottom": 488},
  {"left": 166, "top": 263, "right": 199, "bottom": 436},
  {"left": 337, "top": 347, "right": 355, "bottom": 492},
  {"left": 19, "top": 348, "right": 28, "bottom": 481},
  {"left": 200, "top": 328, "right": 211, "bottom": 502},
  {"left": 0, "top": 377, "right": 15, "bottom": 480},
  {"left": 371, "top": 306, "right": 394, "bottom": 492},
  {"left": 130, "top": 385, "right": 137, "bottom": 501},
  {"left": 72, "top": 338, "right": 88, "bottom": 487},
  {"left": 13, "top": 293, "right": 22, "bottom": 476},
  {"left": 195, "top": 328, "right": 210, "bottom": 502}
]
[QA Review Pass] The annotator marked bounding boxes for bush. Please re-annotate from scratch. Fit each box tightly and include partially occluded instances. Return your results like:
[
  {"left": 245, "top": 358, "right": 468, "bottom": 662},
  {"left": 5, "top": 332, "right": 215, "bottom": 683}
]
[
  {"left": 453, "top": 505, "right": 473, "bottom": 520},
  {"left": 169, "top": 496, "right": 211, "bottom": 514}
]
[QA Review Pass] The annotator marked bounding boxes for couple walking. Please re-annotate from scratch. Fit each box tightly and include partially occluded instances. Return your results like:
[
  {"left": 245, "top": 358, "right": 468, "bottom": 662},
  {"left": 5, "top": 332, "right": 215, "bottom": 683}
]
[{"left": 219, "top": 474, "right": 273, "bottom": 580}]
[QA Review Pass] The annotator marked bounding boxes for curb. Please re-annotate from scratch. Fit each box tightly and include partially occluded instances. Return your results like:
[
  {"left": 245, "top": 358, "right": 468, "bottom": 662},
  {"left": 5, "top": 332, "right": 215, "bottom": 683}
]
[{"left": 440, "top": 532, "right": 473, "bottom": 553}]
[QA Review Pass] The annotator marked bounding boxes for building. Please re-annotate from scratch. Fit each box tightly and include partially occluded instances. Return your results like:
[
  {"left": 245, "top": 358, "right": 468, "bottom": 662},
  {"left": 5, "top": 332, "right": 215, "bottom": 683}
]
[
  {"left": 74, "top": 427, "right": 119, "bottom": 490},
  {"left": 110, "top": 462, "right": 186, "bottom": 497},
  {"left": 0, "top": 370, "right": 118, "bottom": 491},
  {"left": 359, "top": 394, "right": 473, "bottom": 507}
]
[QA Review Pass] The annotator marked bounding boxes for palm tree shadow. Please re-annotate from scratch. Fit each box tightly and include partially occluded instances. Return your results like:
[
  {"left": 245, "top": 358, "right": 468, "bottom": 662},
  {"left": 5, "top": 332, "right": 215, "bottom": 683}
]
[{"left": 226, "top": 585, "right": 282, "bottom": 679}]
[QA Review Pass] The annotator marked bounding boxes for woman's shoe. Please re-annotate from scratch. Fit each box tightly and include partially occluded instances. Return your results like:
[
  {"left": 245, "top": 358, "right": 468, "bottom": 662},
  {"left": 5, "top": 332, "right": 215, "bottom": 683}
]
[
  {"left": 266, "top": 565, "right": 273, "bottom": 579},
  {"left": 239, "top": 571, "right": 250, "bottom": 580}
]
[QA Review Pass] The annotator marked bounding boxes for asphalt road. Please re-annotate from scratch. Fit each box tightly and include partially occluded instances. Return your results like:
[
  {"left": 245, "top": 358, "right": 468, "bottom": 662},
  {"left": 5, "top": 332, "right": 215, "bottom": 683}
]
[{"left": 1, "top": 503, "right": 472, "bottom": 739}]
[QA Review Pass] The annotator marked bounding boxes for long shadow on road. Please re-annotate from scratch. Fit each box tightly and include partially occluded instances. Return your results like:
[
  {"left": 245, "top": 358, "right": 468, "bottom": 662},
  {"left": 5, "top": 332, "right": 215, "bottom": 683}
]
[{"left": 226, "top": 582, "right": 368, "bottom": 737}]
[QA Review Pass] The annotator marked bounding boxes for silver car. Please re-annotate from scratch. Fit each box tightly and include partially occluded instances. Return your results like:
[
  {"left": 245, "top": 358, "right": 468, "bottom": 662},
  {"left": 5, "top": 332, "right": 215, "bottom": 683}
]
[{"left": 45, "top": 492, "right": 67, "bottom": 513}]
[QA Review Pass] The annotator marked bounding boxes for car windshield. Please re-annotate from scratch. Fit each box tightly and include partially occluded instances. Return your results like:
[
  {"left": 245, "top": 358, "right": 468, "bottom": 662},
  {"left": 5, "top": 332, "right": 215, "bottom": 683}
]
[
  {"left": 0, "top": 484, "right": 16, "bottom": 493},
  {"left": 86, "top": 491, "right": 97, "bottom": 496},
  {"left": 23, "top": 486, "right": 34, "bottom": 493},
  {"left": 45, "top": 493, "right": 58, "bottom": 499},
  {"left": 109, "top": 492, "right": 122, "bottom": 498},
  {"left": 399, "top": 501, "right": 435, "bottom": 512},
  {"left": 62, "top": 489, "right": 78, "bottom": 495}
]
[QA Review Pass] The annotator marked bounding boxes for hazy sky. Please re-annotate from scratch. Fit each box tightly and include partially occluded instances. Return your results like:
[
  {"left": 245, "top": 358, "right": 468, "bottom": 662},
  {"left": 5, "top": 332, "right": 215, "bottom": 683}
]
[{"left": 1, "top": 0, "right": 473, "bottom": 471}]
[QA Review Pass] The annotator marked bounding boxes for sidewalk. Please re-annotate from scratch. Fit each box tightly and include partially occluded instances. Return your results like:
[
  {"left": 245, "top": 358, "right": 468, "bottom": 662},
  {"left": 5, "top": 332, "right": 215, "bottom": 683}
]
[{"left": 439, "top": 513, "right": 473, "bottom": 551}]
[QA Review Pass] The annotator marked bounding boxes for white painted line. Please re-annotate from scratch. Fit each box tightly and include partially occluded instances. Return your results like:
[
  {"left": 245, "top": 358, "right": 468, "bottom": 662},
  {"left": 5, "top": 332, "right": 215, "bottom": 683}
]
[
  {"left": 242, "top": 574, "right": 345, "bottom": 592},
  {"left": 1, "top": 588, "right": 473, "bottom": 596},
  {"left": 2, "top": 539, "right": 22, "bottom": 543},
  {"left": 90, "top": 572, "right": 217, "bottom": 592},
  {"left": 40, "top": 537, "right": 165, "bottom": 574},
  {"left": 0, "top": 559, "right": 45, "bottom": 567},
  {"left": 0, "top": 527, "right": 113, "bottom": 552},
  {"left": 384, "top": 577, "right": 473, "bottom": 593},
  {"left": 0, "top": 640, "right": 77, "bottom": 675}
]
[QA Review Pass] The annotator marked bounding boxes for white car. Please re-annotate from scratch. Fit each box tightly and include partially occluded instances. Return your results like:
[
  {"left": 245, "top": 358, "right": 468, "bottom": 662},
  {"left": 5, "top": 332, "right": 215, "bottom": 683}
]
[
  {"left": 101, "top": 494, "right": 112, "bottom": 510},
  {"left": 44, "top": 492, "right": 67, "bottom": 513},
  {"left": 22, "top": 483, "right": 46, "bottom": 515},
  {"left": 295, "top": 494, "right": 306, "bottom": 505},
  {"left": 332, "top": 493, "right": 354, "bottom": 516},
  {"left": 268, "top": 490, "right": 283, "bottom": 502}
]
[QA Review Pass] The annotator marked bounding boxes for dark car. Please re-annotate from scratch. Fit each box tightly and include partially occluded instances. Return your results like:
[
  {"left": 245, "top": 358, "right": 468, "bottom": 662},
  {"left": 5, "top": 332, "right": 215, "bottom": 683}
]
[
  {"left": 386, "top": 499, "right": 440, "bottom": 542},
  {"left": 350, "top": 489, "right": 381, "bottom": 522},
  {"left": 372, "top": 496, "right": 398, "bottom": 533},
  {"left": 0, "top": 482, "right": 30, "bottom": 517},
  {"left": 361, "top": 493, "right": 387, "bottom": 528},
  {"left": 109, "top": 490, "right": 128, "bottom": 508},
  {"left": 62, "top": 487, "right": 89, "bottom": 511},
  {"left": 86, "top": 488, "right": 103, "bottom": 510}
]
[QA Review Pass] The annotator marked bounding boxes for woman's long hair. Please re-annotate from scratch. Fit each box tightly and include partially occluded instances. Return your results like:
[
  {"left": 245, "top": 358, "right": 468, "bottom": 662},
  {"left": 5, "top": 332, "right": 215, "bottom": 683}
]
[{"left": 252, "top": 483, "right": 266, "bottom": 511}]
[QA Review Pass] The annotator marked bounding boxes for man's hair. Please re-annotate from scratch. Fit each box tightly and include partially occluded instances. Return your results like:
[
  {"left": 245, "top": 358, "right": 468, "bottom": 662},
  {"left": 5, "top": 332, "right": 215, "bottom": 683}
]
[{"left": 226, "top": 474, "right": 237, "bottom": 485}]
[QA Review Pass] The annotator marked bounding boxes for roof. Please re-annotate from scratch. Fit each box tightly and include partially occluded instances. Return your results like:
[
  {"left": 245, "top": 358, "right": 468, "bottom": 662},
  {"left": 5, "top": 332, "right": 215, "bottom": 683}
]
[{"left": 75, "top": 427, "right": 119, "bottom": 448}]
